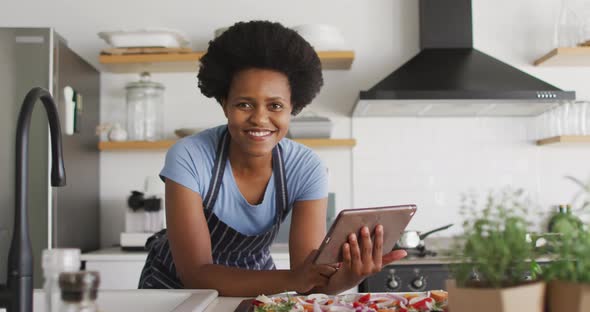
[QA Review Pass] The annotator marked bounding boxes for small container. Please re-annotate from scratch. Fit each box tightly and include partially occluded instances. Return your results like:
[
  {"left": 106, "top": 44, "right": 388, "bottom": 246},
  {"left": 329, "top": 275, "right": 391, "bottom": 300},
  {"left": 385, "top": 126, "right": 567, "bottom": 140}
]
[
  {"left": 59, "top": 271, "right": 100, "bottom": 312},
  {"left": 126, "top": 72, "right": 165, "bottom": 141},
  {"left": 42, "top": 249, "right": 81, "bottom": 312},
  {"left": 288, "top": 113, "right": 333, "bottom": 139},
  {"left": 108, "top": 123, "right": 128, "bottom": 141}
]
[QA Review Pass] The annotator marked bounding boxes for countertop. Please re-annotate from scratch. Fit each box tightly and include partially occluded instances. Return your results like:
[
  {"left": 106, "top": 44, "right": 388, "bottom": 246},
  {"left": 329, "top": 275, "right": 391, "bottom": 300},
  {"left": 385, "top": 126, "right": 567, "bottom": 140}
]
[
  {"left": 32, "top": 289, "right": 221, "bottom": 312},
  {"left": 81, "top": 243, "right": 292, "bottom": 261},
  {"left": 82, "top": 246, "right": 148, "bottom": 261},
  {"left": 82, "top": 237, "right": 456, "bottom": 264}
]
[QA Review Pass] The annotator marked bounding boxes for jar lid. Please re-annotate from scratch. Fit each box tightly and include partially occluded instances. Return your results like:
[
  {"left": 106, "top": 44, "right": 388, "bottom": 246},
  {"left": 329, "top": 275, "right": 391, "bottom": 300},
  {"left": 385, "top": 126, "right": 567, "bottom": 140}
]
[
  {"left": 42, "top": 248, "right": 81, "bottom": 273},
  {"left": 126, "top": 72, "right": 165, "bottom": 90}
]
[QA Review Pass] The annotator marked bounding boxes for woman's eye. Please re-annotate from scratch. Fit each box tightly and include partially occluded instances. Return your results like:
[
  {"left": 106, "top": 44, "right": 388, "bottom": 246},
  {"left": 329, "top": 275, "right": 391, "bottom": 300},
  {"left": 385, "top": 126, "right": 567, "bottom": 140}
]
[
  {"left": 270, "top": 103, "right": 283, "bottom": 111},
  {"left": 236, "top": 102, "right": 252, "bottom": 109}
]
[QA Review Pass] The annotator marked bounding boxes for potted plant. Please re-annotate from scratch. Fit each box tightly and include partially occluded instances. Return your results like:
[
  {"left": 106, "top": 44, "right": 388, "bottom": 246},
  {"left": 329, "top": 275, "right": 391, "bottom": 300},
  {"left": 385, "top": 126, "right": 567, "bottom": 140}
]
[
  {"left": 543, "top": 176, "right": 590, "bottom": 312},
  {"left": 446, "top": 188, "right": 546, "bottom": 312}
]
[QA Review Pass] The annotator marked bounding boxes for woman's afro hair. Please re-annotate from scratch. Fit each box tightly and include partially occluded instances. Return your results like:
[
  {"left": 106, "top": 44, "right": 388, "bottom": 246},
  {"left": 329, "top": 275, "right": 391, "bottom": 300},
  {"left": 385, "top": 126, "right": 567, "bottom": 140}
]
[{"left": 197, "top": 20, "right": 323, "bottom": 115}]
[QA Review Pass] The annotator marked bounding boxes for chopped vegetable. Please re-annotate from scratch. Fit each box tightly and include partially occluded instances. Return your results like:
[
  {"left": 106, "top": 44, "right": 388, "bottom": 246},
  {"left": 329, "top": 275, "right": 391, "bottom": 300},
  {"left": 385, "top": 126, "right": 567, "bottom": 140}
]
[{"left": 252, "top": 291, "right": 448, "bottom": 312}]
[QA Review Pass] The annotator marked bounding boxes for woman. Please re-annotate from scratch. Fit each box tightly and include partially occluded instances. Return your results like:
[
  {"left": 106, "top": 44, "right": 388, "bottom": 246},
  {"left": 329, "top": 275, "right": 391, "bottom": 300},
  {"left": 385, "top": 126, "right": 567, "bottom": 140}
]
[{"left": 138, "top": 20, "right": 407, "bottom": 296}]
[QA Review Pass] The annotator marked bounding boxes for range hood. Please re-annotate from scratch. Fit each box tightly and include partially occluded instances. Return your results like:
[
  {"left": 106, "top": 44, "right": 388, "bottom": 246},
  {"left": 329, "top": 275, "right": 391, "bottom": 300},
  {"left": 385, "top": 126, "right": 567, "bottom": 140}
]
[{"left": 352, "top": 0, "right": 575, "bottom": 117}]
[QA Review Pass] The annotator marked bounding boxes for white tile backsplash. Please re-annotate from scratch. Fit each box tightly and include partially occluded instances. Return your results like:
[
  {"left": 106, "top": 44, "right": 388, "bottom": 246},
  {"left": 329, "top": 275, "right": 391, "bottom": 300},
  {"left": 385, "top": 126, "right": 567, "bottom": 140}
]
[{"left": 352, "top": 117, "right": 590, "bottom": 235}]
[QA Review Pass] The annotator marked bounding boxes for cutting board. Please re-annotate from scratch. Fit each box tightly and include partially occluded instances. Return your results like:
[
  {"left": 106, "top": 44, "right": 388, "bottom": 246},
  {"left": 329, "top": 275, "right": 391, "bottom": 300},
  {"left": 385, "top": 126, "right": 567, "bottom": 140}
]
[{"left": 33, "top": 289, "right": 219, "bottom": 312}]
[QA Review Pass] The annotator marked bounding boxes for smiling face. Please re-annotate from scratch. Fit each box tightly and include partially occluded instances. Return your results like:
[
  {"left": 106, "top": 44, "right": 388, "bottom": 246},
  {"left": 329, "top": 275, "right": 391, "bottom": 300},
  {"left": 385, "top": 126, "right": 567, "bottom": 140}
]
[{"left": 222, "top": 68, "right": 293, "bottom": 158}]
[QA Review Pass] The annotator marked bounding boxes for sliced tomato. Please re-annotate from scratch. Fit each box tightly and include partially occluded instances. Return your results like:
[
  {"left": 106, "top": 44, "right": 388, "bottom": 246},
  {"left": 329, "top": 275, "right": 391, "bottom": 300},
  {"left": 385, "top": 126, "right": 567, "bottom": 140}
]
[
  {"left": 410, "top": 297, "right": 434, "bottom": 310},
  {"left": 358, "top": 293, "right": 371, "bottom": 303},
  {"left": 353, "top": 301, "right": 362, "bottom": 308}
]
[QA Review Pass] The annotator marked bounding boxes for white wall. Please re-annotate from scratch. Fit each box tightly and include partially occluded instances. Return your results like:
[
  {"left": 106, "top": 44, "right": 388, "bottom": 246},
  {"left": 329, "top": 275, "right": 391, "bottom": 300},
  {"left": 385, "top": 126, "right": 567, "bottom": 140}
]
[
  {"left": 4, "top": 0, "right": 590, "bottom": 246},
  {"left": 95, "top": 0, "right": 403, "bottom": 247},
  {"left": 351, "top": 0, "right": 590, "bottom": 235}
]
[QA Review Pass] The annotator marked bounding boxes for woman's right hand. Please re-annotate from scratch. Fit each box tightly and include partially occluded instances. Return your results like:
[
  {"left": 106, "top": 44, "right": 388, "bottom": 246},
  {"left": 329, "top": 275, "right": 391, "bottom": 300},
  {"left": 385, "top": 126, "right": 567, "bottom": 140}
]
[{"left": 290, "top": 249, "right": 338, "bottom": 294}]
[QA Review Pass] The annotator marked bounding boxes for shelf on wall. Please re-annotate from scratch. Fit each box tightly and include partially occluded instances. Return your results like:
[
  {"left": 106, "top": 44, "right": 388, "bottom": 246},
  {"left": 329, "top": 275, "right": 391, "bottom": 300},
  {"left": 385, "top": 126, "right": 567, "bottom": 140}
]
[
  {"left": 98, "top": 138, "right": 357, "bottom": 151},
  {"left": 534, "top": 47, "right": 590, "bottom": 66},
  {"left": 536, "top": 135, "right": 590, "bottom": 145},
  {"left": 99, "top": 50, "right": 355, "bottom": 73}
]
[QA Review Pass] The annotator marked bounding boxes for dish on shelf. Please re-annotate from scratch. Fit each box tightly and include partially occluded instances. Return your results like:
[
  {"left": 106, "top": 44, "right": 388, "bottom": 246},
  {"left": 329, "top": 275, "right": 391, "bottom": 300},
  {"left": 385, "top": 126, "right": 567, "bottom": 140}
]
[
  {"left": 288, "top": 113, "right": 333, "bottom": 139},
  {"left": 98, "top": 28, "right": 190, "bottom": 48},
  {"left": 291, "top": 24, "right": 348, "bottom": 51},
  {"left": 174, "top": 128, "right": 202, "bottom": 138}
]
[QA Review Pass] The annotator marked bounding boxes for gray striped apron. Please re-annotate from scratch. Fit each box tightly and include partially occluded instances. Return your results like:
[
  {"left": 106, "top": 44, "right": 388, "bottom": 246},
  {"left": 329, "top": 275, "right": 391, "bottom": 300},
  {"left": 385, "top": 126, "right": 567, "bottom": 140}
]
[{"left": 138, "top": 129, "right": 289, "bottom": 289}]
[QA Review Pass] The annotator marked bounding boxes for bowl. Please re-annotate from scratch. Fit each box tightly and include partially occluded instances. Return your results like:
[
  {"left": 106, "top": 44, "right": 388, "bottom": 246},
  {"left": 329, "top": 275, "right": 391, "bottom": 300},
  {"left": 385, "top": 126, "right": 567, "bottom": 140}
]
[
  {"left": 288, "top": 114, "right": 332, "bottom": 139},
  {"left": 291, "top": 24, "right": 347, "bottom": 50},
  {"left": 174, "top": 128, "right": 202, "bottom": 138}
]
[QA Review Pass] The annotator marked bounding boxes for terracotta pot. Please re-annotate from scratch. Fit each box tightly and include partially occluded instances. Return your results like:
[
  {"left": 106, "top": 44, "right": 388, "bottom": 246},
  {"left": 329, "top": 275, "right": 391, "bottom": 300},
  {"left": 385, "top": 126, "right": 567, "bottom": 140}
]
[
  {"left": 548, "top": 280, "right": 590, "bottom": 312},
  {"left": 446, "top": 280, "right": 546, "bottom": 312}
]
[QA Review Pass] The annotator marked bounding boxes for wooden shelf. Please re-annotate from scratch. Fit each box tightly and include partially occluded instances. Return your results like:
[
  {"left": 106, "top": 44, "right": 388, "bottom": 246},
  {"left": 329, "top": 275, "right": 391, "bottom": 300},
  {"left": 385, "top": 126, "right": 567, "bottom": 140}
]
[
  {"left": 316, "top": 51, "right": 355, "bottom": 70},
  {"left": 536, "top": 135, "right": 590, "bottom": 145},
  {"left": 534, "top": 47, "right": 590, "bottom": 66},
  {"left": 99, "top": 138, "right": 356, "bottom": 151},
  {"left": 99, "top": 50, "right": 355, "bottom": 73}
]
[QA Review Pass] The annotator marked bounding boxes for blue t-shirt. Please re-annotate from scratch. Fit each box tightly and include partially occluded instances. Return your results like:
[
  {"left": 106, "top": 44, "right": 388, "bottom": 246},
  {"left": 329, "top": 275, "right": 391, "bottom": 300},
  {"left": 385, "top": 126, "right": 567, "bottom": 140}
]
[{"left": 160, "top": 125, "right": 328, "bottom": 235}]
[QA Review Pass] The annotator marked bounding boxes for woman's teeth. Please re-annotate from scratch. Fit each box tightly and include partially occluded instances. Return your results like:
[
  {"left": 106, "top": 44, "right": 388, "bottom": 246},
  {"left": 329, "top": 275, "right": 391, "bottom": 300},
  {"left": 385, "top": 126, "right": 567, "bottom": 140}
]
[{"left": 248, "top": 130, "right": 272, "bottom": 137}]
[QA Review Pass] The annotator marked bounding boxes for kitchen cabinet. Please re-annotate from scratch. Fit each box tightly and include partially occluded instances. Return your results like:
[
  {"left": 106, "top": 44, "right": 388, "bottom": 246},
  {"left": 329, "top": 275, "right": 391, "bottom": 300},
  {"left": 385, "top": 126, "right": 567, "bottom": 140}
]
[
  {"left": 99, "top": 50, "right": 355, "bottom": 72},
  {"left": 97, "top": 138, "right": 357, "bottom": 151},
  {"left": 534, "top": 47, "right": 590, "bottom": 66},
  {"left": 536, "top": 135, "right": 590, "bottom": 145},
  {"left": 81, "top": 247, "right": 291, "bottom": 289},
  {"left": 82, "top": 248, "right": 147, "bottom": 289}
]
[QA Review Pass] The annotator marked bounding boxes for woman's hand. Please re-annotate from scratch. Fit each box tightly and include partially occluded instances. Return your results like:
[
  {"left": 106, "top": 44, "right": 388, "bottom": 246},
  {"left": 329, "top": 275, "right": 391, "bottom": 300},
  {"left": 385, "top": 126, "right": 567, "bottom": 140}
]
[
  {"left": 290, "top": 250, "right": 338, "bottom": 294},
  {"left": 330, "top": 225, "right": 407, "bottom": 290}
]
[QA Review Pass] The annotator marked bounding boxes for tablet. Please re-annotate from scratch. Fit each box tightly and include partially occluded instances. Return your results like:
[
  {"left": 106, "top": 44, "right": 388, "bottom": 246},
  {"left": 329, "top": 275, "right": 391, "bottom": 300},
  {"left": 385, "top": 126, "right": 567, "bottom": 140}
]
[{"left": 313, "top": 204, "right": 417, "bottom": 264}]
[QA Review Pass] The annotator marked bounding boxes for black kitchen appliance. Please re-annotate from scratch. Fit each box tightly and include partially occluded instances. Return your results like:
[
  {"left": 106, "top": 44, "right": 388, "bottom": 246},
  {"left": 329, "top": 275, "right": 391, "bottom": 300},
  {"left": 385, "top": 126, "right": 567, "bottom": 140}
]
[
  {"left": 353, "top": 0, "right": 576, "bottom": 117},
  {"left": 360, "top": 243, "right": 451, "bottom": 293}
]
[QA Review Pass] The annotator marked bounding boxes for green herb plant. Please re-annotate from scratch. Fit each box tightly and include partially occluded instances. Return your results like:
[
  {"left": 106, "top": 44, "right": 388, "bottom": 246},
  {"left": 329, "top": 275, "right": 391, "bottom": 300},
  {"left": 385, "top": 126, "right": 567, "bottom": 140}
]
[
  {"left": 543, "top": 175, "right": 590, "bottom": 284},
  {"left": 450, "top": 187, "right": 539, "bottom": 288}
]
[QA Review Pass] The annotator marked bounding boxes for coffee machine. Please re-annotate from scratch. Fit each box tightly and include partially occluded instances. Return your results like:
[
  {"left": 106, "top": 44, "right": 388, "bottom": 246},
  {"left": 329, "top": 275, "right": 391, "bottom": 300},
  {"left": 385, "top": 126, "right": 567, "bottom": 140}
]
[{"left": 120, "top": 176, "right": 165, "bottom": 250}]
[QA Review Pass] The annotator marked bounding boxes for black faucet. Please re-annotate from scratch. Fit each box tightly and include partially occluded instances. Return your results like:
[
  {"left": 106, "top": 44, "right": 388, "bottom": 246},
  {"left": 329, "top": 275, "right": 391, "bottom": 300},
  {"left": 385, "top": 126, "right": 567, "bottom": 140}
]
[{"left": 0, "top": 88, "right": 66, "bottom": 312}]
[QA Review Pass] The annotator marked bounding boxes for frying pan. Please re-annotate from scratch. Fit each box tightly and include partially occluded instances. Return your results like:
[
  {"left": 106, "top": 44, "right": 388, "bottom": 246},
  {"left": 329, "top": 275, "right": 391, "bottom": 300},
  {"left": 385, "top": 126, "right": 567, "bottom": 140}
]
[{"left": 396, "top": 223, "right": 454, "bottom": 249}]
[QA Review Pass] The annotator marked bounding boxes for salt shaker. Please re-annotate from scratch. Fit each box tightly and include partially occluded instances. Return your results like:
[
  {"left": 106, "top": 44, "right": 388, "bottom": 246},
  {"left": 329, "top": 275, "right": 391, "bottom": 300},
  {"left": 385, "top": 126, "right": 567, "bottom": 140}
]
[
  {"left": 42, "top": 249, "right": 81, "bottom": 312},
  {"left": 59, "top": 271, "right": 100, "bottom": 312}
]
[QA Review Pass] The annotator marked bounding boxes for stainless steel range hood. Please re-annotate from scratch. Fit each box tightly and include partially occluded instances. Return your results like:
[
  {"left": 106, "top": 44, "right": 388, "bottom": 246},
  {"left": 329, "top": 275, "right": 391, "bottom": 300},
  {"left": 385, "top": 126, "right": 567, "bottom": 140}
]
[{"left": 352, "top": 0, "right": 575, "bottom": 117}]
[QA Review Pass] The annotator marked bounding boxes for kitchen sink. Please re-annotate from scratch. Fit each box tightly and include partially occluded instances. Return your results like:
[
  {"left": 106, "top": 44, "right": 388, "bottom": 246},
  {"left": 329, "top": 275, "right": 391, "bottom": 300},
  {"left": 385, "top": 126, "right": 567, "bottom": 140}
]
[{"left": 33, "top": 289, "right": 218, "bottom": 312}]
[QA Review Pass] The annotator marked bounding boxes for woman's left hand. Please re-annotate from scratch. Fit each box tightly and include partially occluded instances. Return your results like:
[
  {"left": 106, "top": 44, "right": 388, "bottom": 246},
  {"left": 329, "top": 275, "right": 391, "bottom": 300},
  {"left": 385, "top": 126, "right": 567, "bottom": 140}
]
[{"left": 332, "top": 225, "right": 407, "bottom": 289}]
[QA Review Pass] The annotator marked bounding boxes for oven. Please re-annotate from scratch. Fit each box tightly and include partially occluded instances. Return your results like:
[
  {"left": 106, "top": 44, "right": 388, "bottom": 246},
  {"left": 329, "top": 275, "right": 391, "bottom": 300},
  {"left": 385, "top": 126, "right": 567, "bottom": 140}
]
[
  {"left": 359, "top": 260, "right": 551, "bottom": 292},
  {"left": 359, "top": 263, "right": 451, "bottom": 292}
]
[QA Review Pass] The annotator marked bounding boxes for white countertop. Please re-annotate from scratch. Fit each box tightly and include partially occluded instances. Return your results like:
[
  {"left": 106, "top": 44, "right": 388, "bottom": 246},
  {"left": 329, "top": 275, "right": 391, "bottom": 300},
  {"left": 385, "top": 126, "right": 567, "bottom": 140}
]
[
  {"left": 81, "top": 237, "right": 456, "bottom": 265},
  {"left": 81, "top": 247, "right": 148, "bottom": 261},
  {"left": 203, "top": 297, "right": 247, "bottom": 312},
  {"left": 32, "top": 289, "right": 220, "bottom": 312},
  {"left": 82, "top": 243, "right": 292, "bottom": 262}
]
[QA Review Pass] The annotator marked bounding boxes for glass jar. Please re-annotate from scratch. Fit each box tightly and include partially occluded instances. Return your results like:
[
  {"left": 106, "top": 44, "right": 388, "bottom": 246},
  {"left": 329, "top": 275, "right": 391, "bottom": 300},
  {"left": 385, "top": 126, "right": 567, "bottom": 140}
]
[
  {"left": 59, "top": 271, "right": 100, "bottom": 312},
  {"left": 42, "top": 249, "right": 81, "bottom": 312},
  {"left": 126, "top": 72, "right": 165, "bottom": 141}
]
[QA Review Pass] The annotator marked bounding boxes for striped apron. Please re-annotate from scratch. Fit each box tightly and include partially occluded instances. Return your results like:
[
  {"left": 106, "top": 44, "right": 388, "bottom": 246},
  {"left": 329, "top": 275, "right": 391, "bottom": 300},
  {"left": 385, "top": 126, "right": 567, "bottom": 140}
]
[{"left": 138, "top": 130, "right": 289, "bottom": 289}]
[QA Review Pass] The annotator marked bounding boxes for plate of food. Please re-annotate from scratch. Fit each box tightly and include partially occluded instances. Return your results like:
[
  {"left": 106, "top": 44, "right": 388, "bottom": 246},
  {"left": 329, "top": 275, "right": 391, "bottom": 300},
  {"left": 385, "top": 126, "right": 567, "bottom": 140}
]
[{"left": 237, "top": 290, "right": 448, "bottom": 312}]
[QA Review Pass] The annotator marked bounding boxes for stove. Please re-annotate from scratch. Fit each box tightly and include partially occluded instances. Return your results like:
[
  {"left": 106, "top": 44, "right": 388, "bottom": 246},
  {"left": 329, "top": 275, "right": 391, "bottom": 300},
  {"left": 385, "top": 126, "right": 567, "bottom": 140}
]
[
  {"left": 359, "top": 246, "right": 552, "bottom": 292},
  {"left": 359, "top": 250, "right": 452, "bottom": 292}
]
